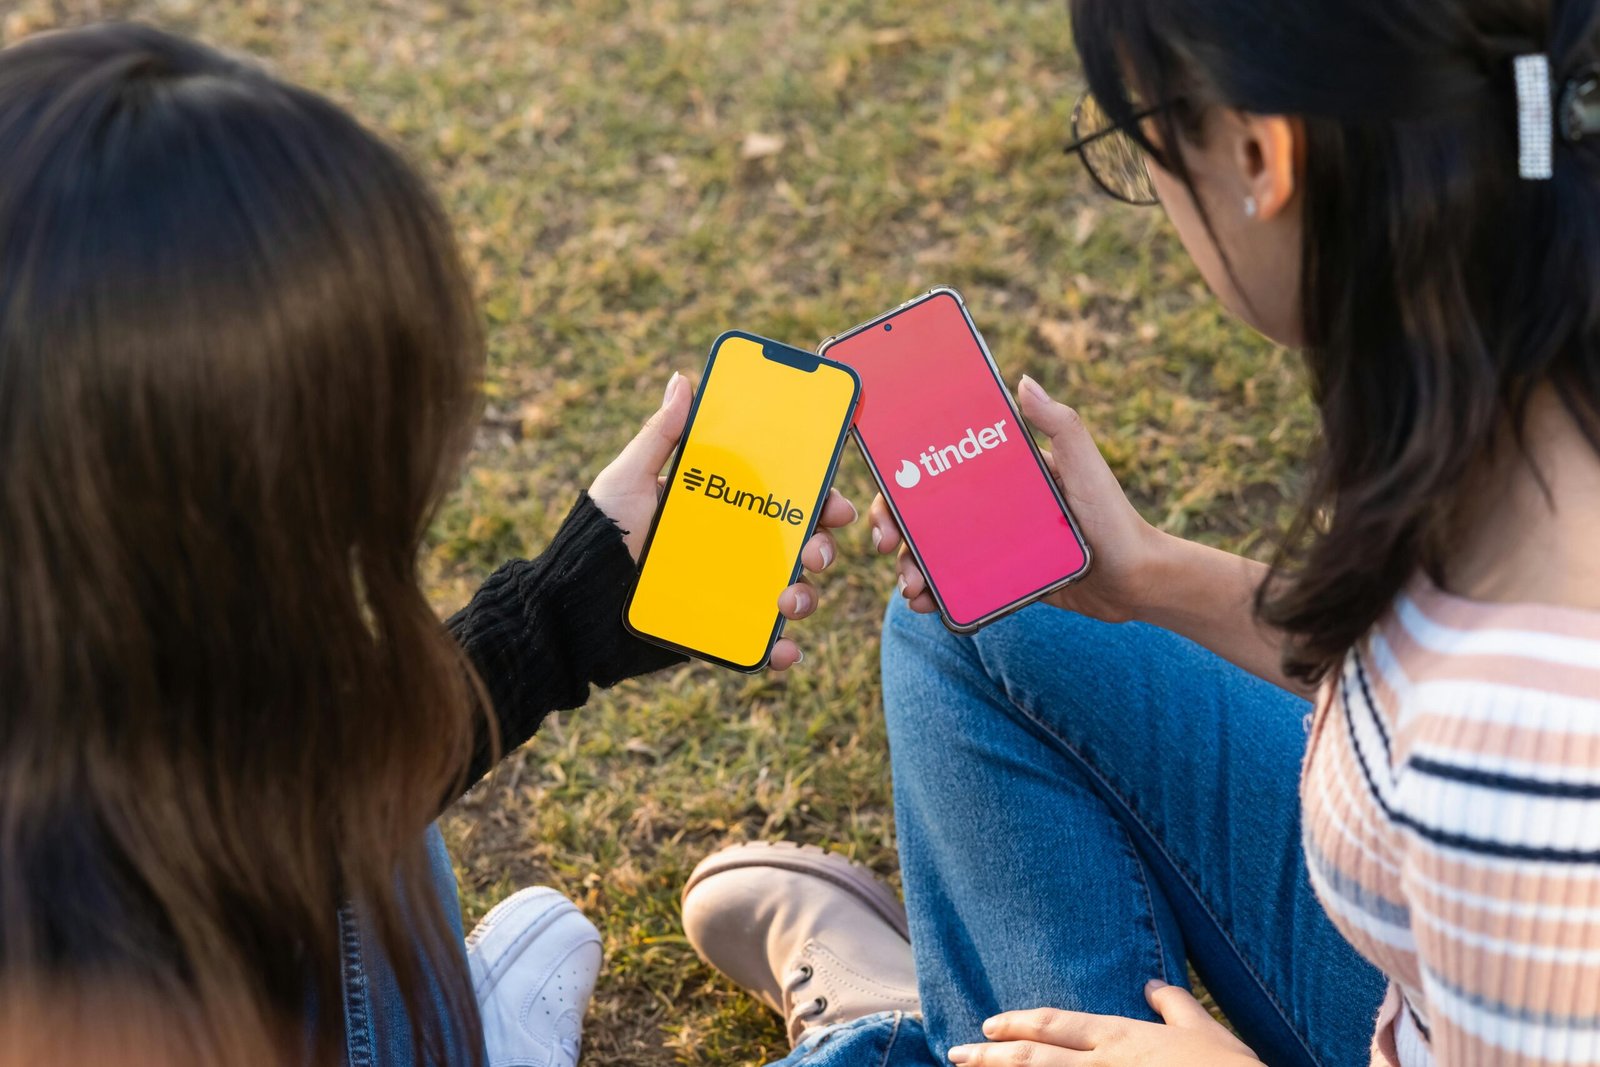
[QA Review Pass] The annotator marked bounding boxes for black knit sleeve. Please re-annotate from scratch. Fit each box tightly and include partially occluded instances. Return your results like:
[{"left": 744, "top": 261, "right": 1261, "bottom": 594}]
[{"left": 446, "top": 493, "right": 685, "bottom": 794}]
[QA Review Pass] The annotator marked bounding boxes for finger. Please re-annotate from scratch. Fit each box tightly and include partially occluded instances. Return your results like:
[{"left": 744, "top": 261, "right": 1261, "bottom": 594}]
[
  {"left": 778, "top": 579, "right": 818, "bottom": 621},
  {"left": 896, "top": 546, "right": 927, "bottom": 601},
  {"left": 769, "top": 637, "right": 801, "bottom": 672},
  {"left": 801, "top": 531, "right": 837, "bottom": 574},
  {"left": 609, "top": 372, "right": 693, "bottom": 483},
  {"left": 1016, "top": 376, "right": 1108, "bottom": 499},
  {"left": 981, "top": 1008, "right": 1103, "bottom": 1050},
  {"left": 1144, "top": 980, "right": 1215, "bottom": 1031},
  {"left": 908, "top": 590, "right": 939, "bottom": 614},
  {"left": 817, "top": 489, "right": 859, "bottom": 530},
  {"left": 869, "top": 494, "right": 902, "bottom": 554},
  {"left": 947, "top": 1040, "right": 1087, "bottom": 1066}
]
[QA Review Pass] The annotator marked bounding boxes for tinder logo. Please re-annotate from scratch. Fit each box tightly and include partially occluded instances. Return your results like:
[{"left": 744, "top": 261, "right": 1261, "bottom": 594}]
[
  {"left": 894, "top": 420, "right": 1012, "bottom": 489},
  {"left": 893, "top": 460, "right": 923, "bottom": 488}
]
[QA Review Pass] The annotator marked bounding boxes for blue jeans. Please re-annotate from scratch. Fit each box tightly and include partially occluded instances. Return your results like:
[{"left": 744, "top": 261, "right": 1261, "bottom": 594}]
[
  {"left": 769, "top": 599, "right": 1385, "bottom": 1067},
  {"left": 337, "top": 824, "right": 485, "bottom": 1065}
]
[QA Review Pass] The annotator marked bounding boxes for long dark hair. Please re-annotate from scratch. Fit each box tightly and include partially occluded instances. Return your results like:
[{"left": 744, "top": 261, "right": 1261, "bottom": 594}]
[
  {"left": 0, "top": 24, "right": 485, "bottom": 1063},
  {"left": 1072, "top": 0, "right": 1600, "bottom": 681}
]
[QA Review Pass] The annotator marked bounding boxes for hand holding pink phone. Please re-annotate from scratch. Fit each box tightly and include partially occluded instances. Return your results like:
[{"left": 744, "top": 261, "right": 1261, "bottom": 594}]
[{"left": 820, "top": 288, "right": 1091, "bottom": 631}]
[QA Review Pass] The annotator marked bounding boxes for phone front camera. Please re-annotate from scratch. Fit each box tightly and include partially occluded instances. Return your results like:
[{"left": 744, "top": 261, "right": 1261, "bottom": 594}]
[{"left": 884, "top": 323, "right": 894, "bottom": 332}]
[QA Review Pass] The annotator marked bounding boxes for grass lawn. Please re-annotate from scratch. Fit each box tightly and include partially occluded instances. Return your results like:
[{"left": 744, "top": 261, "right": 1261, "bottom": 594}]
[{"left": 12, "top": 1, "right": 1314, "bottom": 1062}]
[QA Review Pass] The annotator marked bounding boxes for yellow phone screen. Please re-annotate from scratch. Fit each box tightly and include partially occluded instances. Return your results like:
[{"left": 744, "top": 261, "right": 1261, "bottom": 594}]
[{"left": 626, "top": 334, "right": 859, "bottom": 670}]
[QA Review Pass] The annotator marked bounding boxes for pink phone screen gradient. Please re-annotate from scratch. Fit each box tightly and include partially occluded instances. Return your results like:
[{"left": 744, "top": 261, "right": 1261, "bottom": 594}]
[{"left": 829, "top": 292, "right": 1087, "bottom": 628}]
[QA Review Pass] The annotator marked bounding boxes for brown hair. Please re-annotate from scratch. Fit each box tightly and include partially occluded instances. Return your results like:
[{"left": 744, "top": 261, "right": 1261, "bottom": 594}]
[{"left": 0, "top": 23, "right": 486, "bottom": 1062}]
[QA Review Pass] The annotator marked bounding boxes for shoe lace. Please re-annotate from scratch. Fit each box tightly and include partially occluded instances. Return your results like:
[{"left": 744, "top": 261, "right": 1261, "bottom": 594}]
[{"left": 783, "top": 963, "right": 827, "bottom": 1025}]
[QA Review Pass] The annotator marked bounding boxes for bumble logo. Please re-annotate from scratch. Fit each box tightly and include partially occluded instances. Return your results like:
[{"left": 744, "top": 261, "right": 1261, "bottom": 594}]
[
  {"left": 896, "top": 420, "right": 1012, "bottom": 488},
  {"left": 680, "top": 466, "right": 806, "bottom": 526}
]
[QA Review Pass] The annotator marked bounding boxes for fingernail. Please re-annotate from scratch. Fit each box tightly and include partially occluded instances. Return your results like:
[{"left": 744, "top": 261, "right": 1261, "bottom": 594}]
[
  {"left": 1146, "top": 978, "right": 1168, "bottom": 994},
  {"left": 662, "top": 371, "right": 682, "bottom": 406},
  {"left": 1020, "top": 374, "right": 1046, "bottom": 401},
  {"left": 819, "top": 540, "right": 834, "bottom": 568},
  {"left": 794, "top": 649, "right": 805, "bottom": 665},
  {"left": 982, "top": 1018, "right": 1000, "bottom": 1037},
  {"left": 897, "top": 574, "right": 907, "bottom": 596},
  {"left": 793, "top": 588, "right": 811, "bottom": 614},
  {"left": 872, "top": 526, "right": 882, "bottom": 549},
  {"left": 948, "top": 1047, "right": 973, "bottom": 1065}
]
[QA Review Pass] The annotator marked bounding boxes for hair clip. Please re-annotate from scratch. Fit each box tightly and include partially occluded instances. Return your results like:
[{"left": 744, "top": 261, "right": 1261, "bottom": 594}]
[
  {"left": 1560, "top": 65, "right": 1600, "bottom": 144},
  {"left": 1515, "top": 54, "right": 1554, "bottom": 180}
]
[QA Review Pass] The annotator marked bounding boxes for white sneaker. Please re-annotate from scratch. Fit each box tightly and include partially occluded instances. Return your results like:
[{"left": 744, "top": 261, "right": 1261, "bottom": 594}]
[{"left": 465, "top": 887, "right": 602, "bottom": 1067}]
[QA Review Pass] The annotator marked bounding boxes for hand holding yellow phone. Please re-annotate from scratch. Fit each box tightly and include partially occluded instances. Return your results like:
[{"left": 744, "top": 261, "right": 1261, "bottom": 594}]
[{"left": 624, "top": 333, "right": 860, "bottom": 671}]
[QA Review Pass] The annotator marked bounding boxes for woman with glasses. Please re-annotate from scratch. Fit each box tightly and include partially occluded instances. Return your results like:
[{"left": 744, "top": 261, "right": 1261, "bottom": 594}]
[{"left": 685, "top": 1, "right": 1600, "bottom": 1066}]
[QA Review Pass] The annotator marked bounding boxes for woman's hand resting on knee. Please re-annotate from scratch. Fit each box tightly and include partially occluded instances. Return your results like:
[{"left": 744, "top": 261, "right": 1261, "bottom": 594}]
[
  {"left": 947, "top": 981, "right": 1260, "bottom": 1066},
  {"left": 589, "top": 371, "right": 858, "bottom": 672},
  {"left": 870, "top": 375, "right": 1167, "bottom": 625},
  {"left": 870, "top": 375, "right": 1303, "bottom": 691}
]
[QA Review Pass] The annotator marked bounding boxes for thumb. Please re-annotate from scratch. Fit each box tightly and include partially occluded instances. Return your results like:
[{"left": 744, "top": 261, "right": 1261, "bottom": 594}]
[
  {"left": 611, "top": 371, "right": 692, "bottom": 482},
  {"left": 1017, "top": 375, "right": 1094, "bottom": 462},
  {"left": 1145, "top": 980, "right": 1218, "bottom": 1031}
]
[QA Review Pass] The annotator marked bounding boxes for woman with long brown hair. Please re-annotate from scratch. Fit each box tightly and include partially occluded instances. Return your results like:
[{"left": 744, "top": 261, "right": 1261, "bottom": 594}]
[{"left": 0, "top": 22, "right": 853, "bottom": 1066}]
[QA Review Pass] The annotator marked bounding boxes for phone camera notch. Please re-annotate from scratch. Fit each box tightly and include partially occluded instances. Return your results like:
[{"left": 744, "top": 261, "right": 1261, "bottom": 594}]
[{"left": 884, "top": 323, "right": 894, "bottom": 332}]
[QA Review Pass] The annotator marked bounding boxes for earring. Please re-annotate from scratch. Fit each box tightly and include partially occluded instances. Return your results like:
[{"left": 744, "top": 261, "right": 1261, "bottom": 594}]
[{"left": 1244, "top": 196, "right": 1259, "bottom": 218}]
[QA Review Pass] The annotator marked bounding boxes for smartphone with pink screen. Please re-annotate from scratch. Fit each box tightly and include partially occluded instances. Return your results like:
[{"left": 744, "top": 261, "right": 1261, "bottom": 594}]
[{"left": 819, "top": 288, "right": 1091, "bottom": 632}]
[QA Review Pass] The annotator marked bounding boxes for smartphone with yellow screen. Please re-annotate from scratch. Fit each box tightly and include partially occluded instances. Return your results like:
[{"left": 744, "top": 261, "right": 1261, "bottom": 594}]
[{"left": 624, "top": 332, "right": 860, "bottom": 671}]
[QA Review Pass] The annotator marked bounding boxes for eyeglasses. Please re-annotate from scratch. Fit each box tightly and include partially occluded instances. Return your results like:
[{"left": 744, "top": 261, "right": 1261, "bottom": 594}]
[{"left": 1064, "top": 92, "right": 1162, "bottom": 207}]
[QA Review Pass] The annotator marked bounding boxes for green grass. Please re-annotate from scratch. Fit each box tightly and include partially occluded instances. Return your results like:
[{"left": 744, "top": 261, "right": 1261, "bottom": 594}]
[{"left": 12, "top": 1, "right": 1311, "bottom": 1061}]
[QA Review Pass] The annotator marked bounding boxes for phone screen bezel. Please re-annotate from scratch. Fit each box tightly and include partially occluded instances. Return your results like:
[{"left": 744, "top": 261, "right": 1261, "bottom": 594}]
[
  {"left": 622, "top": 330, "right": 861, "bottom": 672},
  {"left": 818, "top": 286, "right": 1092, "bottom": 633}
]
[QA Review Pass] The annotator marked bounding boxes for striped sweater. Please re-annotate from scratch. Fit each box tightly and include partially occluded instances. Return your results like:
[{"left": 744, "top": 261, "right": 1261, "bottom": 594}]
[{"left": 1302, "top": 579, "right": 1600, "bottom": 1066}]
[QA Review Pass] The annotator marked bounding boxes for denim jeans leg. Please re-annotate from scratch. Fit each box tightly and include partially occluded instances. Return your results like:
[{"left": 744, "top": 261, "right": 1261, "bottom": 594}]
[
  {"left": 763, "top": 1012, "right": 942, "bottom": 1067},
  {"left": 881, "top": 597, "right": 1386, "bottom": 1067},
  {"left": 340, "top": 823, "right": 485, "bottom": 1066}
]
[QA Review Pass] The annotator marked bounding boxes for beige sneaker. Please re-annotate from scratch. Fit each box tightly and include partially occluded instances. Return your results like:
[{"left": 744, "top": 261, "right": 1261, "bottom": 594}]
[{"left": 681, "top": 841, "right": 921, "bottom": 1046}]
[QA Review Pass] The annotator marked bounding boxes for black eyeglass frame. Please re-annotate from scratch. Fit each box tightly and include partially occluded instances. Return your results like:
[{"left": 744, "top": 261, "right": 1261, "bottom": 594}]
[{"left": 1064, "top": 92, "right": 1167, "bottom": 207}]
